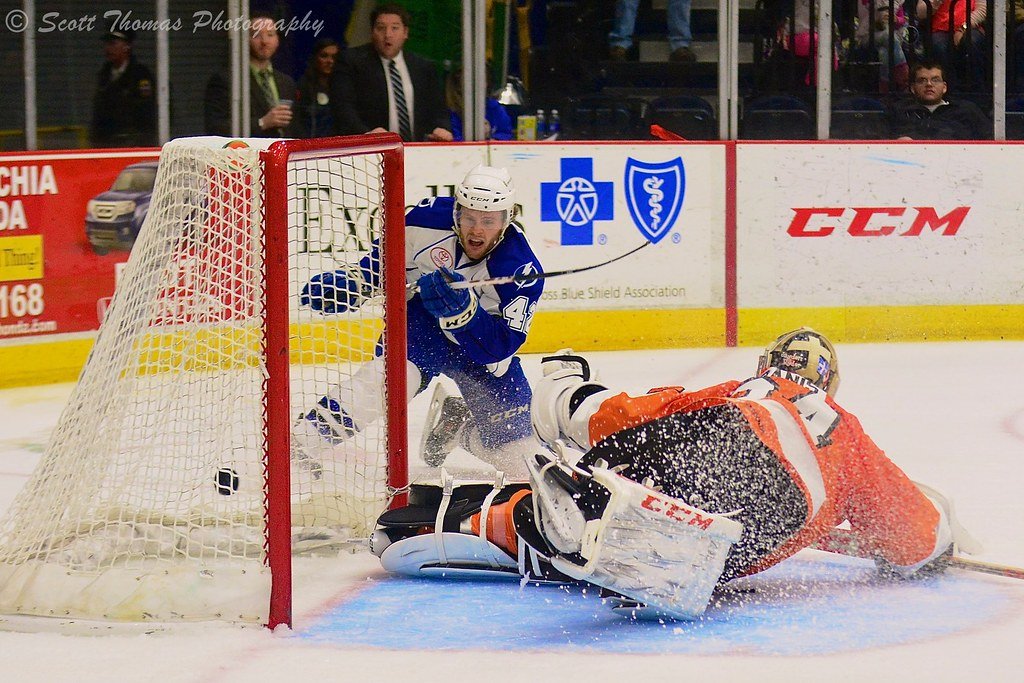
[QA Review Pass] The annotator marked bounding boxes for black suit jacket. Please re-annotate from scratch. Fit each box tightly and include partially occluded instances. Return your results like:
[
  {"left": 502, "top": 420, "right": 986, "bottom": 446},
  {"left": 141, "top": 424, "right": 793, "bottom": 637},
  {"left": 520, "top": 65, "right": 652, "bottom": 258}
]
[
  {"left": 203, "top": 68, "right": 299, "bottom": 138},
  {"left": 330, "top": 44, "right": 450, "bottom": 141},
  {"left": 90, "top": 57, "right": 157, "bottom": 147}
]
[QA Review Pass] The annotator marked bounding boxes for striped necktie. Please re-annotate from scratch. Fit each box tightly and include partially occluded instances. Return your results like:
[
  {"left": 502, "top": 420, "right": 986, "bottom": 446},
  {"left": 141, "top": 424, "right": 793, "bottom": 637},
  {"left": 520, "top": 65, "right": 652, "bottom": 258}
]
[{"left": 388, "top": 59, "right": 412, "bottom": 140}]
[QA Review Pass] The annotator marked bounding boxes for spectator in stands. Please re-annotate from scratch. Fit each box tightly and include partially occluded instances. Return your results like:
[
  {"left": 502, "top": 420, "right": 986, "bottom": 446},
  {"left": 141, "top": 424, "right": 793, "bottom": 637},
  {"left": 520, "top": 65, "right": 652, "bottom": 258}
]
[
  {"left": 609, "top": 0, "right": 696, "bottom": 63},
  {"left": 855, "top": 0, "right": 911, "bottom": 92},
  {"left": 916, "top": 0, "right": 988, "bottom": 88},
  {"left": 203, "top": 12, "right": 297, "bottom": 138},
  {"left": 760, "top": 0, "right": 838, "bottom": 89},
  {"left": 295, "top": 38, "right": 340, "bottom": 138},
  {"left": 887, "top": 59, "right": 991, "bottom": 139},
  {"left": 330, "top": 3, "right": 453, "bottom": 141},
  {"left": 1012, "top": 0, "right": 1024, "bottom": 91},
  {"left": 445, "top": 67, "right": 514, "bottom": 141},
  {"left": 89, "top": 29, "right": 156, "bottom": 148}
]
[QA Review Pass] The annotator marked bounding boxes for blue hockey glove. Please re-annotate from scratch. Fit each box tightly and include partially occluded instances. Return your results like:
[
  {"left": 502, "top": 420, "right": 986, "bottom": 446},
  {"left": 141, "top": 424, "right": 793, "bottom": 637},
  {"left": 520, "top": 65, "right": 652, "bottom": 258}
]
[
  {"left": 300, "top": 270, "right": 363, "bottom": 313},
  {"left": 418, "top": 267, "right": 478, "bottom": 329}
]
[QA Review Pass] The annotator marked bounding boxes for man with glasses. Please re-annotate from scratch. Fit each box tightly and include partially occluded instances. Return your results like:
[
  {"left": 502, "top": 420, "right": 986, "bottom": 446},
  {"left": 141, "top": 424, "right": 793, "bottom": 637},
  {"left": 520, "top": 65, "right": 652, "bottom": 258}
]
[{"left": 887, "top": 60, "right": 991, "bottom": 139}]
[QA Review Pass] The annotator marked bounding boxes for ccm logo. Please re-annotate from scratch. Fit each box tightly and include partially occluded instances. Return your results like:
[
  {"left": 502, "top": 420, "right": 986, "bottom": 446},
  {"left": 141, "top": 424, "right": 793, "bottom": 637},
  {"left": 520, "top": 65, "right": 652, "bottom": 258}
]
[
  {"left": 488, "top": 404, "right": 529, "bottom": 422},
  {"left": 787, "top": 206, "right": 969, "bottom": 237},
  {"left": 640, "top": 494, "right": 714, "bottom": 530}
]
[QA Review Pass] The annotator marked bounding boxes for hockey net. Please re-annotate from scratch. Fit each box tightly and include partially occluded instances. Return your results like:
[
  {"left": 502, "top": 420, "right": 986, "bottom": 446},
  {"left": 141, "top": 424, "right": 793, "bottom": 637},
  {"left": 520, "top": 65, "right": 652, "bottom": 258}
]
[{"left": 0, "top": 135, "right": 407, "bottom": 628}]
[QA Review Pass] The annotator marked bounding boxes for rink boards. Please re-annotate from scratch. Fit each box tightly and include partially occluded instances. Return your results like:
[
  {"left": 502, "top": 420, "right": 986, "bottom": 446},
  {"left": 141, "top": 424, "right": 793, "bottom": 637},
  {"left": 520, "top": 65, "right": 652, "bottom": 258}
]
[{"left": 2, "top": 140, "right": 1024, "bottom": 387}]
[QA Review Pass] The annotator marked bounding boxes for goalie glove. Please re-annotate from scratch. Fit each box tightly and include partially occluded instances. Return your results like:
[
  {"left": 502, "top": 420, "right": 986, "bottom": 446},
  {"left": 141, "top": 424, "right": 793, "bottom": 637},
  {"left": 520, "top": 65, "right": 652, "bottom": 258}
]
[
  {"left": 300, "top": 269, "right": 365, "bottom": 314},
  {"left": 530, "top": 350, "right": 610, "bottom": 452}
]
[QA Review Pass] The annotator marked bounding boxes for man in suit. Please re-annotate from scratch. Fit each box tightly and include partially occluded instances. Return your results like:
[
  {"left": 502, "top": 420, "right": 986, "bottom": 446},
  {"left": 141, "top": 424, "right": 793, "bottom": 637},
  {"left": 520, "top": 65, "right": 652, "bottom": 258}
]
[
  {"left": 204, "top": 12, "right": 298, "bottom": 138},
  {"left": 331, "top": 3, "right": 453, "bottom": 142}
]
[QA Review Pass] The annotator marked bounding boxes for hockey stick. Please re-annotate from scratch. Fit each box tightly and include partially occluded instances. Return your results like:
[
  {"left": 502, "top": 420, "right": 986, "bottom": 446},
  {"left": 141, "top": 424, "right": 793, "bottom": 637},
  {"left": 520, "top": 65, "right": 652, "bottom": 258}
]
[
  {"left": 408, "top": 240, "right": 653, "bottom": 293},
  {"left": 810, "top": 528, "right": 1024, "bottom": 581}
]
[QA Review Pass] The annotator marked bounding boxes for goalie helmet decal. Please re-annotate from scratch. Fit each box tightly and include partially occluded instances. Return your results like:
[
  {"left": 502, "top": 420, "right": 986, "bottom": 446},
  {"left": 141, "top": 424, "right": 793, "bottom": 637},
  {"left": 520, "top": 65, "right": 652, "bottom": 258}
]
[{"left": 757, "top": 327, "right": 841, "bottom": 396}]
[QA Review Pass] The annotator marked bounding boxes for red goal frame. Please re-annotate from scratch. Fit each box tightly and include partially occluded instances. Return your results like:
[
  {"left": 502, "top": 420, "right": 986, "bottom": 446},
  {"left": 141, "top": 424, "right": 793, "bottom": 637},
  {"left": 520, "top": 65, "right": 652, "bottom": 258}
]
[{"left": 262, "top": 134, "right": 407, "bottom": 629}]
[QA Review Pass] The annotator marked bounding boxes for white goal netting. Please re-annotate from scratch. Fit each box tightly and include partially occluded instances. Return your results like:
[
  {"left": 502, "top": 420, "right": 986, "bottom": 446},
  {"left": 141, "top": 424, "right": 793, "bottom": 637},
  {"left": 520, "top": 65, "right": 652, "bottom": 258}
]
[{"left": 0, "top": 136, "right": 405, "bottom": 625}]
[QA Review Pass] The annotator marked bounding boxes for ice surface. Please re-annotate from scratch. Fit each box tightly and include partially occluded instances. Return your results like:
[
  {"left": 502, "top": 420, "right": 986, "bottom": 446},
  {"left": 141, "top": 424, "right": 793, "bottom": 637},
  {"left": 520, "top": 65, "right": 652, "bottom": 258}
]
[{"left": 1, "top": 343, "right": 1022, "bottom": 682}]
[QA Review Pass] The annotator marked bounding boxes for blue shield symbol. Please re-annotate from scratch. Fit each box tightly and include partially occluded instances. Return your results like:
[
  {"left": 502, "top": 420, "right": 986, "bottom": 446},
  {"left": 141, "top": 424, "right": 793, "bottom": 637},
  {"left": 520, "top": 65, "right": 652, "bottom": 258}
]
[{"left": 624, "top": 157, "right": 685, "bottom": 243}]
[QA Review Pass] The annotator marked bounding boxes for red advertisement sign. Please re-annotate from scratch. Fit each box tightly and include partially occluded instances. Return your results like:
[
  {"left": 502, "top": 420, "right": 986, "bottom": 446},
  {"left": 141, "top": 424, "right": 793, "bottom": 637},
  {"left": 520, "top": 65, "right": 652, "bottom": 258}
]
[{"left": 0, "top": 149, "right": 159, "bottom": 339}]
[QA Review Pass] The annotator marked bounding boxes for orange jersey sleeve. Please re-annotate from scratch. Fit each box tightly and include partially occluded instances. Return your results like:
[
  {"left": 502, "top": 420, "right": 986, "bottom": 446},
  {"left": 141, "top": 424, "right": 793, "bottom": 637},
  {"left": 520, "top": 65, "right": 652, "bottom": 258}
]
[{"left": 588, "top": 380, "right": 741, "bottom": 445}]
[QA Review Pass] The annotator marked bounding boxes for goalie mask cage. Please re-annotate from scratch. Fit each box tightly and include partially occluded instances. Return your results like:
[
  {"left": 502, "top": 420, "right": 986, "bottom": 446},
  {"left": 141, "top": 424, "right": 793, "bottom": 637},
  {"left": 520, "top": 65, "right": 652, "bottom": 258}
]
[{"left": 0, "top": 135, "right": 407, "bottom": 630}]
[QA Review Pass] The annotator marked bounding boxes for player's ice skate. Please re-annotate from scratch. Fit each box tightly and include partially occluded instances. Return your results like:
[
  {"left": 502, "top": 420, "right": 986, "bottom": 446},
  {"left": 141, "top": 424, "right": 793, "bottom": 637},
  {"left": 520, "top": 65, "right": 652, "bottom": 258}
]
[{"left": 419, "top": 383, "right": 471, "bottom": 467}]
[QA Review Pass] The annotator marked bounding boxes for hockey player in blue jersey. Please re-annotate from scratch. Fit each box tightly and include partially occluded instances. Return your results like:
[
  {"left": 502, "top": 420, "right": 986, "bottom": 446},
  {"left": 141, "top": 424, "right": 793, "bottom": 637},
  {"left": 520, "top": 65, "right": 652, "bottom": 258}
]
[{"left": 297, "top": 165, "right": 544, "bottom": 477}]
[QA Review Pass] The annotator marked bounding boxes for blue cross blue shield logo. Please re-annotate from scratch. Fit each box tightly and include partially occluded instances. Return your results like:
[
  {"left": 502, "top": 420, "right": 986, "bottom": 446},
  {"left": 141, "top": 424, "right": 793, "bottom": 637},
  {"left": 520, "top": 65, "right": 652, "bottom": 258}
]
[
  {"left": 624, "top": 157, "right": 685, "bottom": 244},
  {"left": 541, "top": 158, "right": 614, "bottom": 245}
]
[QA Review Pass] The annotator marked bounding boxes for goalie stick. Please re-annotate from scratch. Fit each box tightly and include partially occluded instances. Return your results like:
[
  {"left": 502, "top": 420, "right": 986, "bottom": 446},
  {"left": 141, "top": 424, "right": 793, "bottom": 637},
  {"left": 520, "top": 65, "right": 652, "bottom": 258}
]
[
  {"left": 810, "top": 528, "right": 1024, "bottom": 581},
  {"left": 408, "top": 241, "right": 653, "bottom": 293}
]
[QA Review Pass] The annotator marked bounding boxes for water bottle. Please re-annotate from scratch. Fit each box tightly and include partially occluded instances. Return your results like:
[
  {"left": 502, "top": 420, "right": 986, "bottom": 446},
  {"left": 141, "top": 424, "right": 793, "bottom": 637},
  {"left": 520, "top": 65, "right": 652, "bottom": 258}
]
[
  {"left": 548, "top": 109, "right": 561, "bottom": 138},
  {"left": 536, "top": 109, "right": 547, "bottom": 138}
]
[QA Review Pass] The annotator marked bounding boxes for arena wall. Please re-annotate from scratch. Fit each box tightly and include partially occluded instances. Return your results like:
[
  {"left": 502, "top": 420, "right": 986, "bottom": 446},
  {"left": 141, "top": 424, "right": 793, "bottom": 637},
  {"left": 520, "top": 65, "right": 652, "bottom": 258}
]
[{"left": 1, "top": 139, "right": 1021, "bottom": 388}]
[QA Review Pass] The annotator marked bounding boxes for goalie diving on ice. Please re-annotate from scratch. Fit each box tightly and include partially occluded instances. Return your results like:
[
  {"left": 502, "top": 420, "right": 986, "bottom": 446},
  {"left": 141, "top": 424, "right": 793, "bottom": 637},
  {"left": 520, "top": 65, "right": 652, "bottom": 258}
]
[
  {"left": 371, "top": 328, "right": 977, "bottom": 620},
  {"left": 295, "top": 164, "right": 545, "bottom": 478}
]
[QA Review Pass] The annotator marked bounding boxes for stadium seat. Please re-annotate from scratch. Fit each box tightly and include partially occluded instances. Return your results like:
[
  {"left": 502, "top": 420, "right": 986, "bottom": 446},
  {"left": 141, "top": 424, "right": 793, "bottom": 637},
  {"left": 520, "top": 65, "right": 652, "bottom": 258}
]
[
  {"left": 740, "top": 95, "right": 815, "bottom": 140},
  {"left": 1006, "top": 97, "right": 1024, "bottom": 140},
  {"left": 561, "top": 94, "right": 649, "bottom": 140},
  {"left": 646, "top": 95, "right": 718, "bottom": 140},
  {"left": 830, "top": 97, "right": 890, "bottom": 140}
]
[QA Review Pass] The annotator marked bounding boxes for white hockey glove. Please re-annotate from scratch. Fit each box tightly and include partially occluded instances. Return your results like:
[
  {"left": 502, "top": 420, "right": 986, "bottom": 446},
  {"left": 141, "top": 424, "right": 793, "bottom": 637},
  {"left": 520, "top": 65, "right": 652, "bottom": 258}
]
[{"left": 530, "top": 350, "right": 609, "bottom": 452}]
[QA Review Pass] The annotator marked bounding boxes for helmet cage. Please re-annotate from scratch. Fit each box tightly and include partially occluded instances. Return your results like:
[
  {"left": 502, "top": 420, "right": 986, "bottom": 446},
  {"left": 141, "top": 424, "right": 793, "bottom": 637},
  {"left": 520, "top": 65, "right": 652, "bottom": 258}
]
[{"left": 756, "top": 327, "right": 840, "bottom": 396}]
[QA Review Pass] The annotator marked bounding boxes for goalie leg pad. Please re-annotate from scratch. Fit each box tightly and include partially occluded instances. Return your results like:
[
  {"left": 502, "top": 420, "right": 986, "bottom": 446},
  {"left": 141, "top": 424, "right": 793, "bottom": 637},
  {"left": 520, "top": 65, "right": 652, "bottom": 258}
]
[
  {"left": 376, "top": 532, "right": 521, "bottom": 579},
  {"left": 530, "top": 350, "right": 611, "bottom": 452},
  {"left": 373, "top": 471, "right": 531, "bottom": 579},
  {"left": 534, "top": 461, "right": 745, "bottom": 620}
]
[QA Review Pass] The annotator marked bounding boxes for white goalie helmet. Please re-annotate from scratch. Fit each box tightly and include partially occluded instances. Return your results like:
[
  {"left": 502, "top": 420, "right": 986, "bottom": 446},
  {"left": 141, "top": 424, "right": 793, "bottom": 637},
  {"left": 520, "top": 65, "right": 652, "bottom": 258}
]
[{"left": 756, "top": 327, "right": 841, "bottom": 396}]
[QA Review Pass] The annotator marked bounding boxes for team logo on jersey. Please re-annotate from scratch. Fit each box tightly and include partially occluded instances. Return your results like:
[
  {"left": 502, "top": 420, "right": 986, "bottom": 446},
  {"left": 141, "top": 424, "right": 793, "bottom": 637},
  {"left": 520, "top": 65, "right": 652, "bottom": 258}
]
[
  {"left": 624, "top": 157, "right": 685, "bottom": 244},
  {"left": 512, "top": 262, "right": 540, "bottom": 289},
  {"left": 429, "top": 246, "right": 454, "bottom": 269},
  {"left": 540, "top": 158, "right": 614, "bottom": 245}
]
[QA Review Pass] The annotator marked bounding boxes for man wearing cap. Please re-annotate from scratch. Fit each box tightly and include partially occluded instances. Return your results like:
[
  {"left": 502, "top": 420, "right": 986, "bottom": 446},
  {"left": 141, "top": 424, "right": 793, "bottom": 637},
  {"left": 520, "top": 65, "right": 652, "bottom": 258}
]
[{"left": 89, "top": 29, "right": 157, "bottom": 148}]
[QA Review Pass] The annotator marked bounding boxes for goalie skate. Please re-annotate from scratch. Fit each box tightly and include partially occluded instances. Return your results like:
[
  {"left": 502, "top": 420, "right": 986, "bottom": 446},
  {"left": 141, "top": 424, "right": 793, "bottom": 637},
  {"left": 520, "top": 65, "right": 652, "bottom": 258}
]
[{"left": 420, "top": 383, "right": 471, "bottom": 467}]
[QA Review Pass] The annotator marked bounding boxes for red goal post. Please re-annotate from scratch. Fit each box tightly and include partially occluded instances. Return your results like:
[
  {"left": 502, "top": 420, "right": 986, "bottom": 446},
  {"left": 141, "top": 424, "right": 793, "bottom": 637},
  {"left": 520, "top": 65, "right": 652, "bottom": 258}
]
[{"left": 264, "top": 134, "right": 408, "bottom": 628}]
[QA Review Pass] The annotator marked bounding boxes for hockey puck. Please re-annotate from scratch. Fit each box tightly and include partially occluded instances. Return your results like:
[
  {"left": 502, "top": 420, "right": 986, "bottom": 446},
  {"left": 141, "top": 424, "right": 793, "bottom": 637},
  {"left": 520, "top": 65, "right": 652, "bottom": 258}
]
[{"left": 215, "top": 467, "right": 240, "bottom": 495}]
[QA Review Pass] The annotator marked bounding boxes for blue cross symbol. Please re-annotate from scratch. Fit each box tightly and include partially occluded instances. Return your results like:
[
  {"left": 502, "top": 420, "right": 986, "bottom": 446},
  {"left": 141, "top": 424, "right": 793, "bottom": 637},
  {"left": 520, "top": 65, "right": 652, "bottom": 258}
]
[{"left": 540, "top": 158, "right": 614, "bottom": 245}]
